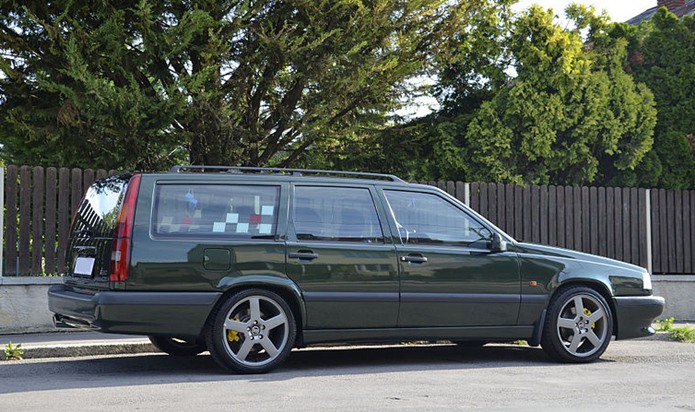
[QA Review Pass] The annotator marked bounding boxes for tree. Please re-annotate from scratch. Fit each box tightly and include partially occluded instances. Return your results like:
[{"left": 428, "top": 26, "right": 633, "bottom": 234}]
[
  {"left": 0, "top": 0, "right": 503, "bottom": 170},
  {"left": 458, "top": 5, "right": 656, "bottom": 185},
  {"left": 623, "top": 8, "right": 695, "bottom": 189},
  {"left": 297, "top": 0, "right": 514, "bottom": 181}
]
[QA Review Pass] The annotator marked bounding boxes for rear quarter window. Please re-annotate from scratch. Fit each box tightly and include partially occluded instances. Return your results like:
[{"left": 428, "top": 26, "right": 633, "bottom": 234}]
[{"left": 152, "top": 184, "right": 280, "bottom": 240}]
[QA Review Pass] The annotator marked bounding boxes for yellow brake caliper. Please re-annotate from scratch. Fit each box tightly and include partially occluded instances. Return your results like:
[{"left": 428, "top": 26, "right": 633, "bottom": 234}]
[
  {"left": 227, "top": 318, "right": 241, "bottom": 342},
  {"left": 584, "top": 308, "right": 595, "bottom": 329}
]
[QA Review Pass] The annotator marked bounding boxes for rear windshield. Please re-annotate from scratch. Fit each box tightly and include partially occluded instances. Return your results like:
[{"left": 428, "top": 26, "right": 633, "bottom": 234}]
[{"left": 72, "top": 174, "right": 132, "bottom": 238}]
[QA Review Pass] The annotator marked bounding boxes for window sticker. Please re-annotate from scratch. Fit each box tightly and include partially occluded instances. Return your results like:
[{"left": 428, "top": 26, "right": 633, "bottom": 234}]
[
  {"left": 226, "top": 213, "right": 239, "bottom": 223},
  {"left": 213, "top": 222, "right": 226, "bottom": 233},
  {"left": 259, "top": 224, "right": 272, "bottom": 234},
  {"left": 261, "top": 205, "right": 274, "bottom": 216},
  {"left": 236, "top": 223, "right": 249, "bottom": 233}
]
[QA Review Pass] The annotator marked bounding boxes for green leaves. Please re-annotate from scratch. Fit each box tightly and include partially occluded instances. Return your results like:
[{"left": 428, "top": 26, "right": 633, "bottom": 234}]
[
  {"left": 1, "top": 0, "right": 474, "bottom": 170},
  {"left": 457, "top": 6, "right": 656, "bottom": 186},
  {"left": 623, "top": 8, "right": 695, "bottom": 189}
]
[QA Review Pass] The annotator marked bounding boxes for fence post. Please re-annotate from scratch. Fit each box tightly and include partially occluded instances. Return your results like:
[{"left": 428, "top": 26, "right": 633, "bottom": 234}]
[
  {"left": 645, "top": 189, "right": 652, "bottom": 274},
  {"left": 464, "top": 183, "right": 470, "bottom": 206},
  {"left": 0, "top": 166, "right": 4, "bottom": 280}
]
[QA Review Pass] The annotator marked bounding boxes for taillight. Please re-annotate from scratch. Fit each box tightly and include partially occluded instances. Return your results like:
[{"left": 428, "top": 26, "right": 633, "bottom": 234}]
[{"left": 110, "top": 174, "right": 141, "bottom": 282}]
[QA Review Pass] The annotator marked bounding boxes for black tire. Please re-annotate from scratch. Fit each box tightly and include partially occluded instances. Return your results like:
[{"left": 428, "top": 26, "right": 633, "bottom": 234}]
[
  {"left": 541, "top": 286, "right": 613, "bottom": 363},
  {"left": 148, "top": 336, "right": 207, "bottom": 356},
  {"left": 205, "top": 289, "right": 296, "bottom": 374}
]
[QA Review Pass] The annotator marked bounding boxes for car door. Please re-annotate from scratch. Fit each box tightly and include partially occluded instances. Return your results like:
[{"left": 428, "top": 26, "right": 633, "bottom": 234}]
[
  {"left": 286, "top": 184, "right": 399, "bottom": 329},
  {"left": 382, "top": 189, "right": 520, "bottom": 327}
]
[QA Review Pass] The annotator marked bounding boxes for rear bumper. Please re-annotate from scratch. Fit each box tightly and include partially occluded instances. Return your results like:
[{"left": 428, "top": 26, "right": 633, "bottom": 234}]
[
  {"left": 613, "top": 295, "right": 665, "bottom": 340},
  {"left": 48, "top": 284, "right": 221, "bottom": 339}
]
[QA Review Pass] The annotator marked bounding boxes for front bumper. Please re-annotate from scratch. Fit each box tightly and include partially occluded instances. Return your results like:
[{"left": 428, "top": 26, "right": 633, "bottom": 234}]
[
  {"left": 48, "top": 284, "right": 221, "bottom": 339},
  {"left": 613, "top": 295, "right": 665, "bottom": 340}
]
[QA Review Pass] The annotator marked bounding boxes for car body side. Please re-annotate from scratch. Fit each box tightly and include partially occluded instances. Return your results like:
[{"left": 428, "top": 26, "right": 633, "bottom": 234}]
[{"left": 48, "top": 173, "right": 663, "bottom": 348}]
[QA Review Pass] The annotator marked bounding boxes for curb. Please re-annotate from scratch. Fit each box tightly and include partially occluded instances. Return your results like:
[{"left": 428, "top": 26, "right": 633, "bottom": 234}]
[{"left": 20, "top": 342, "right": 158, "bottom": 359}]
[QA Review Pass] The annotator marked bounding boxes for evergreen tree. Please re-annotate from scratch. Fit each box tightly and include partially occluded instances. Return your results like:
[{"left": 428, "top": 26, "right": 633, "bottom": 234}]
[
  {"left": 437, "top": 5, "right": 656, "bottom": 185},
  {"left": 622, "top": 8, "right": 695, "bottom": 189},
  {"left": 0, "top": 0, "right": 487, "bottom": 170}
]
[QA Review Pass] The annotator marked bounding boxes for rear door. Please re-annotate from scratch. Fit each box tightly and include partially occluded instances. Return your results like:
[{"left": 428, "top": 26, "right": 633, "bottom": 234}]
[{"left": 286, "top": 184, "right": 399, "bottom": 329}]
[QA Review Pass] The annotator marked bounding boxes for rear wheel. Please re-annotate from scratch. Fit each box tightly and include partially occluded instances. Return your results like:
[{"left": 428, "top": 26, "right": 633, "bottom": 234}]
[
  {"left": 541, "top": 286, "right": 613, "bottom": 363},
  {"left": 148, "top": 336, "right": 206, "bottom": 356},
  {"left": 205, "top": 289, "right": 296, "bottom": 374}
]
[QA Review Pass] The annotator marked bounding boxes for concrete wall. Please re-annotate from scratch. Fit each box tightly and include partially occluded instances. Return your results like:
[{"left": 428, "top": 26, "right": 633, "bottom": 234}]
[
  {"left": 0, "top": 277, "right": 62, "bottom": 334},
  {"left": 652, "top": 275, "right": 695, "bottom": 322},
  {"left": 0, "top": 276, "right": 692, "bottom": 335}
]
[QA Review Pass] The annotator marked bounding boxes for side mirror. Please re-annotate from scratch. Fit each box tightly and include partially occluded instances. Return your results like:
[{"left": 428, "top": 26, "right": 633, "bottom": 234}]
[{"left": 491, "top": 233, "right": 507, "bottom": 253}]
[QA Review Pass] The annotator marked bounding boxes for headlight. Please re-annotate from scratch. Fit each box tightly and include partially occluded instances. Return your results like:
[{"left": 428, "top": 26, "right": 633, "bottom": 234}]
[{"left": 642, "top": 270, "right": 653, "bottom": 291}]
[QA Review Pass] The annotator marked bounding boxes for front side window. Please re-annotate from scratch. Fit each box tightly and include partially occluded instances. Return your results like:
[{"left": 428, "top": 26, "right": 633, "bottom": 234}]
[
  {"left": 293, "top": 186, "right": 383, "bottom": 243},
  {"left": 153, "top": 184, "right": 279, "bottom": 239},
  {"left": 384, "top": 190, "right": 491, "bottom": 247}
]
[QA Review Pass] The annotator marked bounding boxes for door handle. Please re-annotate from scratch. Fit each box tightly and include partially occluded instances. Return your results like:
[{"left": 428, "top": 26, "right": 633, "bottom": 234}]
[
  {"left": 288, "top": 251, "right": 320, "bottom": 261},
  {"left": 400, "top": 254, "right": 428, "bottom": 264}
]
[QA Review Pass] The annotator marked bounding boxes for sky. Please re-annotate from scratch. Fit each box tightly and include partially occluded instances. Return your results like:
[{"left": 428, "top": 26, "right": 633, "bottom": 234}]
[{"left": 512, "top": 0, "right": 656, "bottom": 23}]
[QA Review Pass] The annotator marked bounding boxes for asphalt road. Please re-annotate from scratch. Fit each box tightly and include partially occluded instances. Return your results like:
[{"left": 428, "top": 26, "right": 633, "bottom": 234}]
[{"left": 1, "top": 339, "right": 694, "bottom": 411}]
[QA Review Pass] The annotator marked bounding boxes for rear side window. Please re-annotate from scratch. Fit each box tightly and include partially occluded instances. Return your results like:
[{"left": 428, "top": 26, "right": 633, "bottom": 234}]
[
  {"left": 153, "top": 184, "right": 279, "bottom": 239},
  {"left": 292, "top": 186, "right": 383, "bottom": 243},
  {"left": 72, "top": 174, "right": 131, "bottom": 238}
]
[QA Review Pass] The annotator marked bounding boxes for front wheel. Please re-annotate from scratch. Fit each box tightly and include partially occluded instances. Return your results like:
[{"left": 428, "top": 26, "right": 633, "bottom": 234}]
[
  {"left": 541, "top": 286, "right": 613, "bottom": 363},
  {"left": 148, "top": 336, "right": 206, "bottom": 356},
  {"left": 205, "top": 289, "right": 296, "bottom": 374}
]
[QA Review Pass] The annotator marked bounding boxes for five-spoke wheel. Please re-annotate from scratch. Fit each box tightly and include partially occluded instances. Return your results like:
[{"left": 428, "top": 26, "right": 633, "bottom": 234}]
[
  {"left": 206, "top": 289, "right": 296, "bottom": 374},
  {"left": 541, "top": 286, "right": 613, "bottom": 363}
]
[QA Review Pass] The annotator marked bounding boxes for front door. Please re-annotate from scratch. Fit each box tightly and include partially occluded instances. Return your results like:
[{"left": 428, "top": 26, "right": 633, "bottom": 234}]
[{"left": 382, "top": 189, "right": 520, "bottom": 327}]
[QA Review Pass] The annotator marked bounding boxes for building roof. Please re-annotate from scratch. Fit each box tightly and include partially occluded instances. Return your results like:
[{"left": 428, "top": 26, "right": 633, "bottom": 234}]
[{"left": 626, "top": 0, "right": 695, "bottom": 25}]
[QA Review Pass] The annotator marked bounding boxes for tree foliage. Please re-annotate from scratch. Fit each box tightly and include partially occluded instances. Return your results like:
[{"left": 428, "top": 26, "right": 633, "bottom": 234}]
[
  {"left": 453, "top": 6, "right": 656, "bottom": 185},
  {"left": 0, "top": 0, "right": 499, "bottom": 170},
  {"left": 622, "top": 8, "right": 695, "bottom": 189}
]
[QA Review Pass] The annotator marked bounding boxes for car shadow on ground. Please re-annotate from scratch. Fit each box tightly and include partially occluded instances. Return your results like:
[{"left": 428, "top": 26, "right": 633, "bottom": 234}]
[{"left": 0, "top": 343, "right": 605, "bottom": 394}]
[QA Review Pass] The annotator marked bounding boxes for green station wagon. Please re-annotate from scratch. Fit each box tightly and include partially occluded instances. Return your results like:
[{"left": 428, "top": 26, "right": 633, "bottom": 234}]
[{"left": 48, "top": 166, "right": 665, "bottom": 373}]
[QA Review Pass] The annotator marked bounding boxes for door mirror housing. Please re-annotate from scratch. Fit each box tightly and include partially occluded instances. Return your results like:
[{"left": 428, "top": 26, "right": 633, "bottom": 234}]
[{"left": 491, "top": 232, "right": 507, "bottom": 253}]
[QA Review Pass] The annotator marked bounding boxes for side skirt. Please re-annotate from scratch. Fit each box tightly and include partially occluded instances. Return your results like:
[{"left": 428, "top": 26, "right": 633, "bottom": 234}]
[{"left": 302, "top": 325, "right": 535, "bottom": 345}]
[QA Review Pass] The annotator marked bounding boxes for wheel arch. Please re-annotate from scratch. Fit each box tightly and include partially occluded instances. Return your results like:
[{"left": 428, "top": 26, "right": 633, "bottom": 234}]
[
  {"left": 205, "top": 275, "right": 307, "bottom": 346},
  {"left": 547, "top": 280, "right": 618, "bottom": 336}
]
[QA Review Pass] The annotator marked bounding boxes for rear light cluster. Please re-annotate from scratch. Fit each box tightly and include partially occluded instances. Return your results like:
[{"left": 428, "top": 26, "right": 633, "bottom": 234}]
[{"left": 110, "top": 174, "right": 141, "bottom": 282}]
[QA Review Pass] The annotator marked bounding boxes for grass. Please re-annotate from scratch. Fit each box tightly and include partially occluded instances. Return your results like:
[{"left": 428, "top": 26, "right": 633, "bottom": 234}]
[
  {"left": 655, "top": 317, "right": 695, "bottom": 343},
  {"left": 3, "top": 342, "right": 23, "bottom": 360}
]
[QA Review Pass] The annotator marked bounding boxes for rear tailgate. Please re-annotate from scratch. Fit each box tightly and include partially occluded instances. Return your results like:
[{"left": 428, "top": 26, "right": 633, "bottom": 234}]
[{"left": 65, "top": 174, "right": 133, "bottom": 290}]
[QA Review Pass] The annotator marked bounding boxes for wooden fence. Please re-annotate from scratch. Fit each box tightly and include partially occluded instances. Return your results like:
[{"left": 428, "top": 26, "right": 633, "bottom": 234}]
[
  {"left": 3, "top": 166, "right": 118, "bottom": 276},
  {"left": 2, "top": 165, "right": 694, "bottom": 275}
]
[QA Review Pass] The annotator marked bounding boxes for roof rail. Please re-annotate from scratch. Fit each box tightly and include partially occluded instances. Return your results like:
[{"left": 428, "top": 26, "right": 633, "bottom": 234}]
[{"left": 168, "top": 165, "right": 405, "bottom": 183}]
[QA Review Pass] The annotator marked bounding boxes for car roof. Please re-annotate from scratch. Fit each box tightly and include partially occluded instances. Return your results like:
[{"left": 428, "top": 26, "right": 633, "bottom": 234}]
[{"left": 142, "top": 165, "right": 419, "bottom": 188}]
